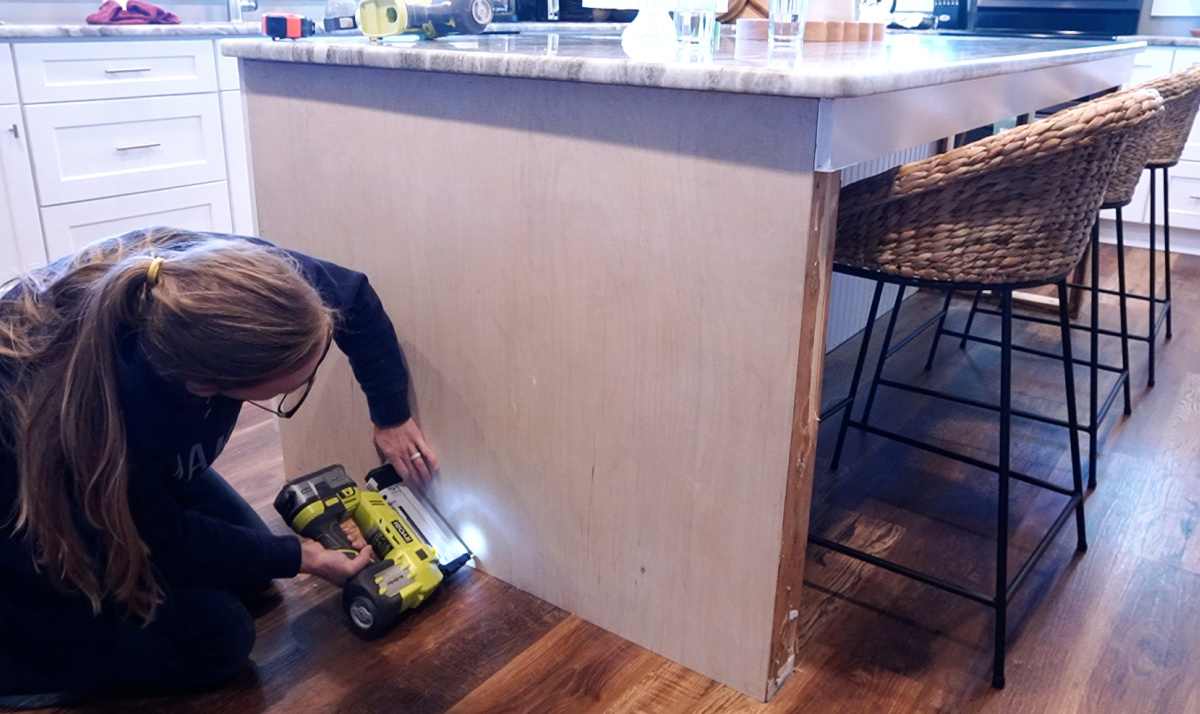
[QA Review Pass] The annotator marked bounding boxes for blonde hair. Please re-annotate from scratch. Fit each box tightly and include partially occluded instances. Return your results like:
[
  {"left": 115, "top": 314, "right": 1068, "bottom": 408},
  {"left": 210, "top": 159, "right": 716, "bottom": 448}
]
[{"left": 0, "top": 227, "right": 334, "bottom": 622}]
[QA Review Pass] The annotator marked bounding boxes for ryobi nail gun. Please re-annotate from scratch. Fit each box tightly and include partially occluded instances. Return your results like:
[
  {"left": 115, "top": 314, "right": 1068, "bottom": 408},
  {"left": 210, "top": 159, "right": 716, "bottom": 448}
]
[{"left": 274, "top": 463, "right": 472, "bottom": 638}]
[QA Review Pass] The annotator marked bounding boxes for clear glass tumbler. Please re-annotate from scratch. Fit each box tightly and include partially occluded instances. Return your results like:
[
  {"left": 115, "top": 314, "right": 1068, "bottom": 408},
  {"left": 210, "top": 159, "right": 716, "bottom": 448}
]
[
  {"left": 675, "top": 0, "right": 719, "bottom": 47},
  {"left": 769, "top": 0, "right": 808, "bottom": 44}
]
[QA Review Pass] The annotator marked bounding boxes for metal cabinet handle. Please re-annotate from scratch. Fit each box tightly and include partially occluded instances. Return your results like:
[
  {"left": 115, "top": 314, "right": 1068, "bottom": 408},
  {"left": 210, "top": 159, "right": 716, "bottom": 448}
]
[
  {"left": 7, "top": 124, "right": 16, "bottom": 139},
  {"left": 104, "top": 67, "right": 153, "bottom": 74},
  {"left": 115, "top": 142, "right": 162, "bottom": 151}
]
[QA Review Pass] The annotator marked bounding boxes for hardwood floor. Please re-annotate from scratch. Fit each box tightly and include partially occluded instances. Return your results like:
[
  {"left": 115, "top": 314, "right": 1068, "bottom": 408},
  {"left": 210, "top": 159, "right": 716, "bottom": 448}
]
[{"left": 15, "top": 246, "right": 1200, "bottom": 713}]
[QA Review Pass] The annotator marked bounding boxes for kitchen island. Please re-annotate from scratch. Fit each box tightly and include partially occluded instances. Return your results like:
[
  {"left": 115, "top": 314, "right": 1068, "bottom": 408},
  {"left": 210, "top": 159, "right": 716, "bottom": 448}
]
[{"left": 222, "top": 28, "right": 1142, "bottom": 700}]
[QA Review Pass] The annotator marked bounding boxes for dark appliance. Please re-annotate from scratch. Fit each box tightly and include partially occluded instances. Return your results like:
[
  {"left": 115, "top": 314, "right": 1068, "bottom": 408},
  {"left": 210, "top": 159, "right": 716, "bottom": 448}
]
[
  {"left": 970, "top": 0, "right": 1144, "bottom": 35},
  {"left": 932, "top": 0, "right": 970, "bottom": 29}
]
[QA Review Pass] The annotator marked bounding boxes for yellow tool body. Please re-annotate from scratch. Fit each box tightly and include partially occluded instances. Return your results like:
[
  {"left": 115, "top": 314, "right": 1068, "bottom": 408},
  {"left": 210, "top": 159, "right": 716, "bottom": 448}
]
[
  {"left": 357, "top": 0, "right": 494, "bottom": 40},
  {"left": 274, "top": 464, "right": 445, "bottom": 638}
]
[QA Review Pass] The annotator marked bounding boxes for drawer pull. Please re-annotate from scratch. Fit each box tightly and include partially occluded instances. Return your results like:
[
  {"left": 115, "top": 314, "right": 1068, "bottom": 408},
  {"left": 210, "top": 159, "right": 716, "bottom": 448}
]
[
  {"left": 104, "top": 67, "right": 153, "bottom": 74},
  {"left": 7, "top": 124, "right": 16, "bottom": 139},
  {"left": 115, "top": 142, "right": 162, "bottom": 151}
]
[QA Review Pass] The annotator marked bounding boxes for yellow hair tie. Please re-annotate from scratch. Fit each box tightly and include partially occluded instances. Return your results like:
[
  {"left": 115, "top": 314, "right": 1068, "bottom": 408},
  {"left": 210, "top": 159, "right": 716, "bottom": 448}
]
[{"left": 145, "top": 256, "right": 165, "bottom": 287}]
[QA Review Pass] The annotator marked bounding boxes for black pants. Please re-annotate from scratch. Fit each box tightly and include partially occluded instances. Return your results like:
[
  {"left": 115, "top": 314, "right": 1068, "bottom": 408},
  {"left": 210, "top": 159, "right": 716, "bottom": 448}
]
[{"left": 0, "top": 468, "right": 271, "bottom": 698}]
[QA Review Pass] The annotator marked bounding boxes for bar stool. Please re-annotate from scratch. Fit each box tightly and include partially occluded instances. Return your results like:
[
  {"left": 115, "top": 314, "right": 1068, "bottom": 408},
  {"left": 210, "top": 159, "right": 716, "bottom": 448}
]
[
  {"left": 939, "top": 82, "right": 1169, "bottom": 488},
  {"left": 816, "top": 88, "right": 1164, "bottom": 689},
  {"left": 1122, "top": 66, "right": 1200, "bottom": 386}
]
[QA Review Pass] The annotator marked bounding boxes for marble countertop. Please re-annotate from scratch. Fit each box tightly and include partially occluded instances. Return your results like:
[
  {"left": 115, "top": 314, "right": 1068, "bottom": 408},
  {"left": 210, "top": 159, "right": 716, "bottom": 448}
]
[
  {"left": 221, "top": 28, "right": 1145, "bottom": 99},
  {"left": 1122, "top": 34, "right": 1200, "bottom": 48},
  {"left": 0, "top": 22, "right": 261, "bottom": 39}
]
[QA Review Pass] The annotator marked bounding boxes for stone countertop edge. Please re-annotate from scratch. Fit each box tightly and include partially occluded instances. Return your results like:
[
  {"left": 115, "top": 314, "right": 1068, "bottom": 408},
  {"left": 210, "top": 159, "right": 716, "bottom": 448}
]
[
  {"left": 219, "top": 35, "right": 1147, "bottom": 100},
  {"left": 0, "top": 22, "right": 262, "bottom": 39},
  {"left": 1120, "top": 35, "right": 1200, "bottom": 48}
]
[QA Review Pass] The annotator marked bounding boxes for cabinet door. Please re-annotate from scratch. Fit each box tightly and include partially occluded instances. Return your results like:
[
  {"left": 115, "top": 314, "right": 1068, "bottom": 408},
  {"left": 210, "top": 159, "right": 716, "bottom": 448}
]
[
  {"left": 40, "top": 182, "right": 232, "bottom": 262},
  {"left": 1172, "top": 49, "right": 1200, "bottom": 164},
  {"left": 23, "top": 93, "right": 227, "bottom": 206},
  {"left": 0, "top": 45, "right": 18, "bottom": 105},
  {"left": 1163, "top": 161, "right": 1200, "bottom": 233},
  {"left": 0, "top": 105, "right": 48, "bottom": 284},
  {"left": 220, "top": 90, "right": 256, "bottom": 236},
  {"left": 1126, "top": 47, "right": 1174, "bottom": 89}
]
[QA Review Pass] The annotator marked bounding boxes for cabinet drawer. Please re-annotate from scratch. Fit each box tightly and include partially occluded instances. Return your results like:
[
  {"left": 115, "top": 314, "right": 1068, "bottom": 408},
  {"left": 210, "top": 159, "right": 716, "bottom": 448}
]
[
  {"left": 40, "top": 182, "right": 233, "bottom": 262},
  {"left": 14, "top": 40, "right": 217, "bottom": 104},
  {"left": 1, "top": 45, "right": 17, "bottom": 105},
  {"left": 24, "top": 93, "right": 227, "bottom": 206}
]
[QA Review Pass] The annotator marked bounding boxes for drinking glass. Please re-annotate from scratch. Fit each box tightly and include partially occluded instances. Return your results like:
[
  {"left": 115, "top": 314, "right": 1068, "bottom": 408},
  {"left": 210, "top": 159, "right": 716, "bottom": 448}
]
[
  {"left": 675, "top": 0, "right": 720, "bottom": 47},
  {"left": 769, "top": 0, "right": 808, "bottom": 44}
]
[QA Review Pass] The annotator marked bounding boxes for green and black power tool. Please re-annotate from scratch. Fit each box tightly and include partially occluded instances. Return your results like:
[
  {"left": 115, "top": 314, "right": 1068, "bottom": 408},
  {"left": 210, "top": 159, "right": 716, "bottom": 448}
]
[{"left": 274, "top": 463, "right": 471, "bottom": 638}]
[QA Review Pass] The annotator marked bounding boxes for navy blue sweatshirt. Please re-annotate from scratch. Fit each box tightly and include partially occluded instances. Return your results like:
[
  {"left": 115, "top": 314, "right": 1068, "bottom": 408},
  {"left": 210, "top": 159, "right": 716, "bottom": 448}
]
[{"left": 0, "top": 233, "right": 411, "bottom": 614}]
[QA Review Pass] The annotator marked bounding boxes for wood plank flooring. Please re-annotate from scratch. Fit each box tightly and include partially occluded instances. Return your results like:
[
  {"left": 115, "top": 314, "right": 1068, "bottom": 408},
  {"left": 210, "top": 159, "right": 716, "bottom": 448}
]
[{"left": 14, "top": 245, "right": 1200, "bottom": 713}]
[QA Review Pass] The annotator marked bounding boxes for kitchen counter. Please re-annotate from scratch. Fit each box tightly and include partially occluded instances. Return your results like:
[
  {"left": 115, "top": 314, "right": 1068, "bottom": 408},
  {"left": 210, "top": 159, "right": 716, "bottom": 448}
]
[
  {"left": 0, "top": 21, "right": 261, "bottom": 39},
  {"left": 223, "top": 29, "right": 1144, "bottom": 98},
  {"left": 225, "top": 29, "right": 1141, "bottom": 701}
]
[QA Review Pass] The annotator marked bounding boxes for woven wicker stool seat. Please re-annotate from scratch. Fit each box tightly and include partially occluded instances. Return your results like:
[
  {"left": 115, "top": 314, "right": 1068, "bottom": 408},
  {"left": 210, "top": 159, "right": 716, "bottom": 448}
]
[{"left": 815, "top": 88, "right": 1165, "bottom": 690}]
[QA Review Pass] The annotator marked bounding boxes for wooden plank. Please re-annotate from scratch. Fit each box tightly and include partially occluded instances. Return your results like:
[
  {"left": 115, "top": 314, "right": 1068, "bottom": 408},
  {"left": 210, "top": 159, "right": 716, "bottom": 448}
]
[
  {"left": 768, "top": 169, "right": 838, "bottom": 696},
  {"left": 446, "top": 616, "right": 664, "bottom": 714}
]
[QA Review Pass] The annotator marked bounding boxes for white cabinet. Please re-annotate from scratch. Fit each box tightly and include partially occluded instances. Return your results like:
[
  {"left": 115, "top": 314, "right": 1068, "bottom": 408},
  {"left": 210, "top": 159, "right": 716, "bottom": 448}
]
[
  {"left": 1106, "top": 46, "right": 1200, "bottom": 249},
  {"left": 0, "top": 104, "right": 47, "bottom": 284},
  {"left": 1, "top": 44, "right": 47, "bottom": 284},
  {"left": 0, "top": 44, "right": 18, "bottom": 104},
  {"left": 6, "top": 37, "right": 257, "bottom": 269},
  {"left": 1128, "top": 46, "right": 1174, "bottom": 88}
]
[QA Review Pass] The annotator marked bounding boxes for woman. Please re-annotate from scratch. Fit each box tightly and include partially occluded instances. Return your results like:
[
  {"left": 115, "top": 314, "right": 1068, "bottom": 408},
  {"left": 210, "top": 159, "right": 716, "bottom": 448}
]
[{"left": 0, "top": 227, "right": 438, "bottom": 707}]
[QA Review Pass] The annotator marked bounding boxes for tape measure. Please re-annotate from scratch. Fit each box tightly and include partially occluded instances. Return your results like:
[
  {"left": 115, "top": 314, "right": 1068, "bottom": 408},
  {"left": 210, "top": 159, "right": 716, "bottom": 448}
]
[{"left": 262, "top": 13, "right": 317, "bottom": 39}]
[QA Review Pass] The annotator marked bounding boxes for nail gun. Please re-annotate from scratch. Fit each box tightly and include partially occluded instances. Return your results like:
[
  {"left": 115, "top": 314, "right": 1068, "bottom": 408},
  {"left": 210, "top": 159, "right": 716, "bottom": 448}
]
[{"left": 274, "top": 463, "right": 472, "bottom": 639}]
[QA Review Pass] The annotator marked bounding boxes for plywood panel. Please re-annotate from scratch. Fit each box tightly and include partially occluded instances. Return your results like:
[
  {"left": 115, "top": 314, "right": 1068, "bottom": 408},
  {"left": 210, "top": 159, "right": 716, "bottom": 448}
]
[{"left": 243, "top": 61, "right": 822, "bottom": 698}]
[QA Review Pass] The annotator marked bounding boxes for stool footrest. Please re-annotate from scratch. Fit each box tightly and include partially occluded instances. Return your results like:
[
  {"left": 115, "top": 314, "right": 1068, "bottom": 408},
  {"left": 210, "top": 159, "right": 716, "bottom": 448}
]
[
  {"left": 809, "top": 490, "right": 1083, "bottom": 610},
  {"left": 846, "top": 421, "right": 1077, "bottom": 496}
]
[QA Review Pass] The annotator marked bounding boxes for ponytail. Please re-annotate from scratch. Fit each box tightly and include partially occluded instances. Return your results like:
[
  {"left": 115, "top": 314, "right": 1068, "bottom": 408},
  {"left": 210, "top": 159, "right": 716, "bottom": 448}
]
[{"left": 3, "top": 227, "right": 334, "bottom": 622}]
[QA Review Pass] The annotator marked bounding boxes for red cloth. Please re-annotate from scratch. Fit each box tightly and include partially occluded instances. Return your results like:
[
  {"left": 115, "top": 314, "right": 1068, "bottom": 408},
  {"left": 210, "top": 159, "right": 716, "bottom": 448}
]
[{"left": 86, "top": 0, "right": 181, "bottom": 25}]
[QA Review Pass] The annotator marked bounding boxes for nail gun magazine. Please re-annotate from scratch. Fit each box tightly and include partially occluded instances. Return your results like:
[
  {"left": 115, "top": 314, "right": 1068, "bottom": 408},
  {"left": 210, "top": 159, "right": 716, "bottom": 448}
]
[{"left": 274, "top": 463, "right": 472, "bottom": 638}]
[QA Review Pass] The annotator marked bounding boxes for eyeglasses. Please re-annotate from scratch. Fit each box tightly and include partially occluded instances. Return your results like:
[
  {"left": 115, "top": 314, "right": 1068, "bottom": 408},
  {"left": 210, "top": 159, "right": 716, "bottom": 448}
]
[{"left": 246, "top": 335, "right": 333, "bottom": 419}]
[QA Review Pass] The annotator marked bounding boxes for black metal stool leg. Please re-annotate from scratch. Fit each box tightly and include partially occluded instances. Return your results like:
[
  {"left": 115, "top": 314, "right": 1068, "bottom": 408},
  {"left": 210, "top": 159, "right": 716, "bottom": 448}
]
[
  {"left": 1164, "top": 165, "right": 1173, "bottom": 340},
  {"left": 993, "top": 288, "right": 1013, "bottom": 690},
  {"left": 924, "top": 290, "right": 956, "bottom": 371},
  {"left": 959, "top": 290, "right": 983, "bottom": 350},
  {"left": 1149, "top": 168, "right": 1158, "bottom": 387},
  {"left": 860, "top": 286, "right": 907, "bottom": 427},
  {"left": 831, "top": 280, "right": 886, "bottom": 470},
  {"left": 1057, "top": 280, "right": 1087, "bottom": 547},
  {"left": 1115, "top": 207, "right": 1132, "bottom": 417},
  {"left": 1087, "top": 220, "right": 1100, "bottom": 488}
]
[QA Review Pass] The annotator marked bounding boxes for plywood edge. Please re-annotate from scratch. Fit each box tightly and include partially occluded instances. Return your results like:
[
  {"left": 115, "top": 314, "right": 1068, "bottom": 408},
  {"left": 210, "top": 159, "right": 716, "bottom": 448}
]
[{"left": 766, "top": 169, "right": 839, "bottom": 700}]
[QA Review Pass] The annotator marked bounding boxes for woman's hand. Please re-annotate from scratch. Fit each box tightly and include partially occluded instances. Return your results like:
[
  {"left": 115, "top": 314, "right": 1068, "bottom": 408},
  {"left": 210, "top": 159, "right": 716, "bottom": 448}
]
[
  {"left": 298, "top": 539, "right": 373, "bottom": 587},
  {"left": 373, "top": 419, "right": 439, "bottom": 488}
]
